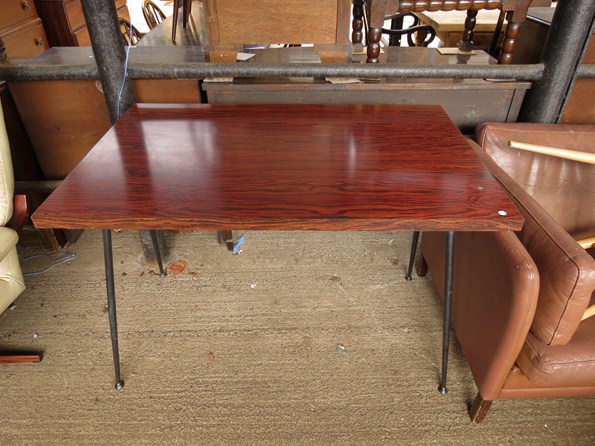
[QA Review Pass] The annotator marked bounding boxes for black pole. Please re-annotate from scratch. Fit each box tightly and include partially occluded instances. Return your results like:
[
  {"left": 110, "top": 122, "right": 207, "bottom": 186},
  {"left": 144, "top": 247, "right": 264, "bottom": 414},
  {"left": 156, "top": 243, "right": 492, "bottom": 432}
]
[
  {"left": 405, "top": 231, "right": 420, "bottom": 281},
  {"left": 439, "top": 231, "right": 455, "bottom": 395},
  {"left": 520, "top": 0, "right": 595, "bottom": 123},
  {"left": 80, "top": 0, "right": 135, "bottom": 123},
  {"left": 102, "top": 229, "right": 124, "bottom": 390},
  {"left": 0, "top": 61, "right": 545, "bottom": 82}
]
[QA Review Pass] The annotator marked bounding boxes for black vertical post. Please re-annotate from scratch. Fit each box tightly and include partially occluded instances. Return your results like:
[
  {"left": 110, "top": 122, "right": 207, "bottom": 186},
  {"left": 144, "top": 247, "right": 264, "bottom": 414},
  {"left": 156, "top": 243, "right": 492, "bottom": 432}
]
[
  {"left": 103, "top": 229, "right": 124, "bottom": 390},
  {"left": 439, "top": 231, "right": 455, "bottom": 394},
  {"left": 520, "top": 0, "right": 595, "bottom": 123},
  {"left": 80, "top": 0, "right": 134, "bottom": 123},
  {"left": 405, "top": 231, "right": 420, "bottom": 281}
]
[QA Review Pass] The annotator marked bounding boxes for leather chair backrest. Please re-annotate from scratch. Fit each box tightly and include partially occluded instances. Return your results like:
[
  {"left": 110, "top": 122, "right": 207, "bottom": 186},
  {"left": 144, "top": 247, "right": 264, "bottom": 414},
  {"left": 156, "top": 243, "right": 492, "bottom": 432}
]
[
  {"left": 477, "top": 123, "right": 595, "bottom": 240},
  {"left": 0, "top": 102, "right": 15, "bottom": 226}
]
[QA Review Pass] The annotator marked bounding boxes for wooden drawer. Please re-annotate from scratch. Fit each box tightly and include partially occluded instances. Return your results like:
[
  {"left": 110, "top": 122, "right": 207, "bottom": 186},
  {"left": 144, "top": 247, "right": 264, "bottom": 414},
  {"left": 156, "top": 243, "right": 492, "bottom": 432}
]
[
  {"left": 0, "top": 0, "right": 38, "bottom": 30},
  {"left": 72, "top": 24, "right": 90, "bottom": 46},
  {"left": 64, "top": 0, "right": 86, "bottom": 32},
  {"left": 0, "top": 18, "right": 48, "bottom": 58}
]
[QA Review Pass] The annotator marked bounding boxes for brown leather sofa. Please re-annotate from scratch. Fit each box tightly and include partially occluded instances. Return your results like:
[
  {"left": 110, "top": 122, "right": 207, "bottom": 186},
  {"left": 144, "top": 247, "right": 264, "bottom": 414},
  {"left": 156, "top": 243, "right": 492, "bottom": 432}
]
[{"left": 419, "top": 123, "right": 595, "bottom": 423}]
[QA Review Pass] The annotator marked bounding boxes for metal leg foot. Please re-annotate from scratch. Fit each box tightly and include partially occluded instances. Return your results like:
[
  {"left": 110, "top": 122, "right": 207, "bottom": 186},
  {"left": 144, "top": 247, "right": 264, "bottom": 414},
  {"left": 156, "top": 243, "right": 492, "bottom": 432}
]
[
  {"left": 405, "top": 231, "right": 420, "bottom": 281},
  {"left": 103, "top": 229, "right": 124, "bottom": 390}
]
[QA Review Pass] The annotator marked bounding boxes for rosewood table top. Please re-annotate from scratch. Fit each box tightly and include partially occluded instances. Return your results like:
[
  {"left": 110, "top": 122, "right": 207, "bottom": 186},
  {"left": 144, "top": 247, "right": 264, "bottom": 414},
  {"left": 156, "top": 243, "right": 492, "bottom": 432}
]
[{"left": 32, "top": 103, "right": 522, "bottom": 232}]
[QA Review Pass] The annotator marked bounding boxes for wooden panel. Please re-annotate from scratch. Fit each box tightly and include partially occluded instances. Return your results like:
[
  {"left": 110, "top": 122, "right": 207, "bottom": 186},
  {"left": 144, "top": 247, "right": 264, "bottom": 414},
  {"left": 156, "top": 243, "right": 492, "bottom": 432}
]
[
  {"left": 72, "top": 24, "right": 90, "bottom": 46},
  {"left": 0, "top": 0, "right": 38, "bottom": 30},
  {"left": 560, "top": 29, "right": 595, "bottom": 124},
  {"left": 204, "top": 82, "right": 526, "bottom": 135},
  {"left": 116, "top": 4, "right": 130, "bottom": 22},
  {"left": 32, "top": 104, "right": 523, "bottom": 232},
  {"left": 8, "top": 79, "right": 112, "bottom": 180},
  {"left": 64, "top": 0, "right": 85, "bottom": 32},
  {"left": 133, "top": 80, "right": 202, "bottom": 103},
  {"left": 0, "top": 18, "right": 48, "bottom": 58},
  {"left": 204, "top": 0, "right": 349, "bottom": 46}
]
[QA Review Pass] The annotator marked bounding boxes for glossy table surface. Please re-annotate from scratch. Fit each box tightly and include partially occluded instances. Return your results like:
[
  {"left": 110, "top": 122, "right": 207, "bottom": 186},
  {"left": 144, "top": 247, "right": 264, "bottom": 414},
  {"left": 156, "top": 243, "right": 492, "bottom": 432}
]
[{"left": 32, "top": 104, "right": 523, "bottom": 232}]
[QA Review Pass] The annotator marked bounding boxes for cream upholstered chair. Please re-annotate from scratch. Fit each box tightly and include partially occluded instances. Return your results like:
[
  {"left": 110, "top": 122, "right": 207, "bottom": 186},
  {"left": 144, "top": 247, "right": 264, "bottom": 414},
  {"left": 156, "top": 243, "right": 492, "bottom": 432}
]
[{"left": 0, "top": 101, "right": 37, "bottom": 364}]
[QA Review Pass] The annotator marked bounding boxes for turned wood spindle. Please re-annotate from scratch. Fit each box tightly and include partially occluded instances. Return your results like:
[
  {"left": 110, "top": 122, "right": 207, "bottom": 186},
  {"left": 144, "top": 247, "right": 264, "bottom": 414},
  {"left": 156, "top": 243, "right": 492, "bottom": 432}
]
[
  {"left": 352, "top": 0, "right": 364, "bottom": 45},
  {"left": 499, "top": 19, "right": 521, "bottom": 65},
  {"left": 459, "top": 9, "right": 478, "bottom": 52}
]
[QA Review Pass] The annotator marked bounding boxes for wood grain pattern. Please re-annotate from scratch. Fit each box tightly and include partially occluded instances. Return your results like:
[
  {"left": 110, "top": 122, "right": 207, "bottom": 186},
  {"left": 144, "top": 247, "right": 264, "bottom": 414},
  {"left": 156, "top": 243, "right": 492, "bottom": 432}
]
[
  {"left": 32, "top": 104, "right": 523, "bottom": 232},
  {"left": 203, "top": 0, "right": 349, "bottom": 46}
]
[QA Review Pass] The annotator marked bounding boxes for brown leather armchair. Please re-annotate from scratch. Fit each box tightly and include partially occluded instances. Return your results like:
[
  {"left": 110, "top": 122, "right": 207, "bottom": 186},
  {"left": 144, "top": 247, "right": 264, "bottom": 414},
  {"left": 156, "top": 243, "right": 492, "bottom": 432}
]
[{"left": 419, "top": 123, "right": 595, "bottom": 423}]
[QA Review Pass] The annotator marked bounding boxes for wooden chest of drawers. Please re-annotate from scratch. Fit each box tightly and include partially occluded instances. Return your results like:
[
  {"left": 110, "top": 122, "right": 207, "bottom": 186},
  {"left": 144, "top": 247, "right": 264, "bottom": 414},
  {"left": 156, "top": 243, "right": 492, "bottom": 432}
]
[
  {"left": 0, "top": 0, "right": 49, "bottom": 58},
  {"left": 34, "top": 0, "right": 129, "bottom": 47}
]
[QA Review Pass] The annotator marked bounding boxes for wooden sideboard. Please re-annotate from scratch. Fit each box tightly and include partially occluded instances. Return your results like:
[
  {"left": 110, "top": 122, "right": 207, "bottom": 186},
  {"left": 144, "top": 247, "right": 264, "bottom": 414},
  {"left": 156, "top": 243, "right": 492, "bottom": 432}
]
[
  {"left": 8, "top": 46, "right": 204, "bottom": 180},
  {"left": 34, "top": 0, "right": 129, "bottom": 47},
  {"left": 203, "top": 47, "right": 530, "bottom": 135}
]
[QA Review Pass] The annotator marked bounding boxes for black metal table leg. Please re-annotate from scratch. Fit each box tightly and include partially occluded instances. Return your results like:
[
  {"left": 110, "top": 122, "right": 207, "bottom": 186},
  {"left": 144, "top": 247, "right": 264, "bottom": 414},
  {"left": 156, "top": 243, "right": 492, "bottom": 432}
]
[
  {"left": 102, "top": 229, "right": 124, "bottom": 390},
  {"left": 149, "top": 230, "right": 167, "bottom": 277},
  {"left": 405, "top": 231, "right": 420, "bottom": 281},
  {"left": 439, "top": 230, "right": 455, "bottom": 394}
]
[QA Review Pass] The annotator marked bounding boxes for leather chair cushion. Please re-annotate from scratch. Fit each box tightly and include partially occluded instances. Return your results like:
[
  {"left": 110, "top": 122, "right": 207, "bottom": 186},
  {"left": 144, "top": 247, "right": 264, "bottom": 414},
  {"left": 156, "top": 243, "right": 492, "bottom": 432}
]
[{"left": 517, "top": 312, "right": 595, "bottom": 387}]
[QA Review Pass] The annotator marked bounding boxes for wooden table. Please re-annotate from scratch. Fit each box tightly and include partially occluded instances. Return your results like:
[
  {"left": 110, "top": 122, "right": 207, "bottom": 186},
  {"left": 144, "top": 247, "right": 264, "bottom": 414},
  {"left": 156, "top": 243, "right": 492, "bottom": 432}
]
[{"left": 32, "top": 104, "right": 523, "bottom": 393}]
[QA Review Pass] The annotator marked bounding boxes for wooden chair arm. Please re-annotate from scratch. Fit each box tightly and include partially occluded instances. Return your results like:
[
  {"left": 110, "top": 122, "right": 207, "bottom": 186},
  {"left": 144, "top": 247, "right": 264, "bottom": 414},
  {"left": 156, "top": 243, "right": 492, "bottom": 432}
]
[
  {"left": 509, "top": 141, "right": 595, "bottom": 165},
  {"left": 582, "top": 304, "right": 595, "bottom": 321}
]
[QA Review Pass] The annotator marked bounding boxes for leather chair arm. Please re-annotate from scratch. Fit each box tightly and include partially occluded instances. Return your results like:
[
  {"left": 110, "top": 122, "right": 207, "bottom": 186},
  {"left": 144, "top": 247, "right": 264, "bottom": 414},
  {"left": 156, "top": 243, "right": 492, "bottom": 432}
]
[
  {"left": 421, "top": 230, "right": 538, "bottom": 401},
  {"left": 0, "top": 226, "right": 18, "bottom": 260}
]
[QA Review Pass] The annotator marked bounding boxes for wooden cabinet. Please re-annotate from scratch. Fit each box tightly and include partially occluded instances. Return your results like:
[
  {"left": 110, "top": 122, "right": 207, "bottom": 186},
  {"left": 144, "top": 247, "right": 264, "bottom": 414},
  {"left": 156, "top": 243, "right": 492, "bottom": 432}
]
[
  {"left": 203, "top": 47, "right": 531, "bottom": 135},
  {"left": 0, "top": 0, "right": 49, "bottom": 58},
  {"left": 34, "top": 0, "right": 129, "bottom": 47}
]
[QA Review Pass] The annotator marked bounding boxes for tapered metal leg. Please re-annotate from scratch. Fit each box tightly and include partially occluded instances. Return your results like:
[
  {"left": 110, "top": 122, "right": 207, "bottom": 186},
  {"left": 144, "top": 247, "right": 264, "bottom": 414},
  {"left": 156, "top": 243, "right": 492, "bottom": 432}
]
[
  {"left": 171, "top": 0, "right": 179, "bottom": 42},
  {"left": 439, "top": 231, "right": 455, "bottom": 394},
  {"left": 102, "top": 229, "right": 124, "bottom": 390},
  {"left": 150, "top": 230, "right": 167, "bottom": 277},
  {"left": 405, "top": 231, "right": 420, "bottom": 281}
]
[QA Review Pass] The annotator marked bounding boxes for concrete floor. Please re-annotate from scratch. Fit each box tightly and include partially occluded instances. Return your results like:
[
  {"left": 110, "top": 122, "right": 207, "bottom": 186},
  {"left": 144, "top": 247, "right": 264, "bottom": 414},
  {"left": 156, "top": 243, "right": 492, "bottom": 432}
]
[{"left": 1, "top": 229, "right": 593, "bottom": 445}]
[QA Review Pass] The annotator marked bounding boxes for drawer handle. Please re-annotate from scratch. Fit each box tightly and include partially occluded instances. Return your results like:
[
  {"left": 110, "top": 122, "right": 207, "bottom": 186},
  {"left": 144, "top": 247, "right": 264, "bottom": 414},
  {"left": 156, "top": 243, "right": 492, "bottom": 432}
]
[
  {"left": 35, "top": 37, "right": 44, "bottom": 47},
  {"left": 21, "top": 0, "right": 31, "bottom": 10}
]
